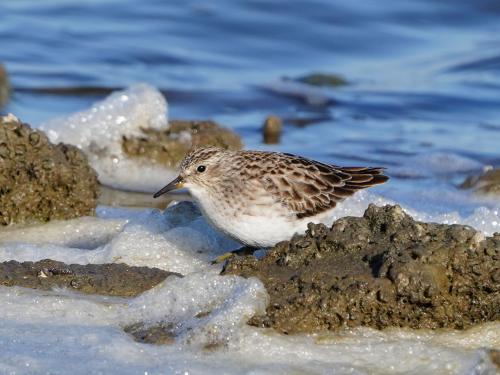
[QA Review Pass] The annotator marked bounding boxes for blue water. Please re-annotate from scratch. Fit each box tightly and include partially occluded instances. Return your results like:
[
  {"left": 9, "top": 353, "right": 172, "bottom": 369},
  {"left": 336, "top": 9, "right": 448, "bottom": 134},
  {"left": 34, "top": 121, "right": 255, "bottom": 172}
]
[{"left": 1, "top": 0, "right": 499, "bottom": 212}]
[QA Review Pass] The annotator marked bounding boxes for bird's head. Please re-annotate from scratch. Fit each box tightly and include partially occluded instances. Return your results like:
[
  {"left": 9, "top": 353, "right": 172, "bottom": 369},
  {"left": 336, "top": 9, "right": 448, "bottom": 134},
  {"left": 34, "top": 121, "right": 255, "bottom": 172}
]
[{"left": 153, "top": 146, "right": 229, "bottom": 198}]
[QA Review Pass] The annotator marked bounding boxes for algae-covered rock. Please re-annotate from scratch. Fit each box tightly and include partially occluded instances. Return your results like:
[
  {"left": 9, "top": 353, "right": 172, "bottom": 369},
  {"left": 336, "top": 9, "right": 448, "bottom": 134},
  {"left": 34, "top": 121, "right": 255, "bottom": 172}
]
[
  {"left": 0, "top": 64, "right": 10, "bottom": 107},
  {"left": 122, "top": 120, "right": 243, "bottom": 168},
  {"left": 0, "top": 115, "right": 99, "bottom": 225},
  {"left": 0, "top": 259, "right": 178, "bottom": 297},
  {"left": 223, "top": 205, "right": 500, "bottom": 334},
  {"left": 296, "top": 72, "right": 348, "bottom": 87},
  {"left": 461, "top": 167, "right": 500, "bottom": 196}
]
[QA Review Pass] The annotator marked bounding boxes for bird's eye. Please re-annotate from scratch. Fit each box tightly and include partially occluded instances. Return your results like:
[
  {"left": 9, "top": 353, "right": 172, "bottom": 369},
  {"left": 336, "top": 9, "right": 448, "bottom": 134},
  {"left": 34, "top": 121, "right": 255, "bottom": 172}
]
[{"left": 197, "top": 165, "right": 206, "bottom": 173}]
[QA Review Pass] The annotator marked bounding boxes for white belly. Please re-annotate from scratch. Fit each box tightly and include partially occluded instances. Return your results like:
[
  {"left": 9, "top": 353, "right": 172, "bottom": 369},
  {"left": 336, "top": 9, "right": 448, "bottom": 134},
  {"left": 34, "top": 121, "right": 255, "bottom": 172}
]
[
  {"left": 216, "top": 213, "right": 300, "bottom": 248},
  {"left": 190, "top": 187, "right": 338, "bottom": 248}
]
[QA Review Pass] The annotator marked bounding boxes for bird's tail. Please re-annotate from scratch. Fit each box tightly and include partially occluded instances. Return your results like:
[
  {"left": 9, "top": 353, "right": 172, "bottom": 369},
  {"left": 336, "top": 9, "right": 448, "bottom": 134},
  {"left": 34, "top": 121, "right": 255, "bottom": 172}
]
[{"left": 337, "top": 167, "right": 389, "bottom": 190}]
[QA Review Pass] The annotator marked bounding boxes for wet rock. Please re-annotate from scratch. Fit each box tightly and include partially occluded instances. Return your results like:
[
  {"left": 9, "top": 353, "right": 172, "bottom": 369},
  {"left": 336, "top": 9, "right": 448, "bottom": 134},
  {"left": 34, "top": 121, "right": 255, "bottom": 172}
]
[
  {"left": 0, "top": 259, "right": 178, "bottom": 297},
  {"left": 0, "top": 115, "right": 99, "bottom": 225},
  {"left": 262, "top": 115, "right": 283, "bottom": 144},
  {"left": 122, "top": 120, "right": 243, "bottom": 168},
  {"left": 460, "top": 167, "right": 500, "bottom": 195},
  {"left": 296, "top": 72, "right": 348, "bottom": 87},
  {"left": 223, "top": 205, "right": 500, "bottom": 334},
  {"left": 0, "top": 64, "right": 9, "bottom": 107}
]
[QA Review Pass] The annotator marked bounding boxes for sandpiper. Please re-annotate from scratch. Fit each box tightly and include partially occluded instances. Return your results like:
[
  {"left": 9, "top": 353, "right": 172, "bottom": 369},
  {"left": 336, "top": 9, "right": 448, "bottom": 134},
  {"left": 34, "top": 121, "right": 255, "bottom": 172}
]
[{"left": 154, "top": 147, "right": 389, "bottom": 248}]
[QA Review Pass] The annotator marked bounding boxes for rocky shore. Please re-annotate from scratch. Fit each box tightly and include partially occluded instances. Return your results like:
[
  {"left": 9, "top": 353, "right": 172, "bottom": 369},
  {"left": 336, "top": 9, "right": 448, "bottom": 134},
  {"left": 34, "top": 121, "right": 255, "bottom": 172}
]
[
  {"left": 1, "top": 203, "right": 497, "bottom": 337},
  {"left": 0, "top": 115, "right": 98, "bottom": 225},
  {"left": 0, "top": 112, "right": 497, "bottom": 344},
  {"left": 223, "top": 204, "right": 499, "bottom": 333}
]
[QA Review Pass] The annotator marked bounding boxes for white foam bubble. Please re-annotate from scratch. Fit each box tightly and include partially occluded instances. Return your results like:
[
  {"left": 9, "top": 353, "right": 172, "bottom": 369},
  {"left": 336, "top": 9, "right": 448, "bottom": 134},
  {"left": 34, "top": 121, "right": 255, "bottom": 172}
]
[
  {"left": 39, "top": 84, "right": 177, "bottom": 191},
  {"left": 124, "top": 270, "right": 269, "bottom": 346},
  {"left": 0, "top": 202, "right": 237, "bottom": 273},
  {"left": 0, "top": 216, "right": 126, "bottom": 249},
  {"left": 0, "top": 284, "right": 497, "bottom": 374}
]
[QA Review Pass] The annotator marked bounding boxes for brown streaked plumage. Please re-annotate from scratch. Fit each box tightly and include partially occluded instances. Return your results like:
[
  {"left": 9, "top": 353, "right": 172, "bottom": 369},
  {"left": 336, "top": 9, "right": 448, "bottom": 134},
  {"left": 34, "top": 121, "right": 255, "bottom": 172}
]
[{"left": 154, "top": 147, "right": 389, "bottom": 247}]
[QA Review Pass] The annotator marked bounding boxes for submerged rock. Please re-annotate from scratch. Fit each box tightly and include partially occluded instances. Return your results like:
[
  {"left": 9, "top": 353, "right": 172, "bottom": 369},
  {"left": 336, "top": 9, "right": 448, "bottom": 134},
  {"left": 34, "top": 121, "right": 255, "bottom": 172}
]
[
  {"left": 0, "top": 115, "right": 99, "bottom": 225},
  {"left": 0, "top": 64, "right": 9, "bottom": 107},
  {"left": 461, "top": 167, "right": 500, "bottom": 195},
  {"left": 0, "top": 259, "right": 178, "bottom": 297},
  {"left": 296, "top": 72, "right": 348, "bottom": 87},
  {"left": 223, "top": 205, "right": 499, "bottom": 334},
  {"left": 122, "top": 120, "right": 243, "bottom": 168}
]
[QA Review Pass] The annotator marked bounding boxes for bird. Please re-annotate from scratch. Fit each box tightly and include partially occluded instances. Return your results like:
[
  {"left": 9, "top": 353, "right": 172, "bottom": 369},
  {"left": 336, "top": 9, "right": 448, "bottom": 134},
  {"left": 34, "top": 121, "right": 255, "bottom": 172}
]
[{"left": 153, "top": 147, "right": 389, "bottom": 248}]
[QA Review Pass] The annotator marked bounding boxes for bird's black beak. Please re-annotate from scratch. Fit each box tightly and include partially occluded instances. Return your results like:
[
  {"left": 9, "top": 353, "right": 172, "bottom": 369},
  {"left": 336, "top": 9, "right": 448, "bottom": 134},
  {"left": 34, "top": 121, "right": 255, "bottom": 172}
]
[{"left": 153, "top": 176, "right": 184, "bottom": 198}]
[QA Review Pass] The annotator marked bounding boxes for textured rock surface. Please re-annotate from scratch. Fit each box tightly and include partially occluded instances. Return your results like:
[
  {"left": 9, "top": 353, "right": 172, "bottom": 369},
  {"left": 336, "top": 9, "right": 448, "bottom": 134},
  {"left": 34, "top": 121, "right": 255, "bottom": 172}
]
[
  {"left": 223, "top": 205, "right": 500, "bottom": 334},
  {"left": 461, "top": 167, "right": 500, "bottom": 195},
  {"left": 0, "top": 64, "right": 9, "bottom": 107},
  {"left": 0, "top": 259, "right": 178, "bottom": 297},
  {"left": 0, "top": 115, "right": 99, "bottom": 225},
  {"left": 122, "top": 119, "right": 242, "bottom": 168}
]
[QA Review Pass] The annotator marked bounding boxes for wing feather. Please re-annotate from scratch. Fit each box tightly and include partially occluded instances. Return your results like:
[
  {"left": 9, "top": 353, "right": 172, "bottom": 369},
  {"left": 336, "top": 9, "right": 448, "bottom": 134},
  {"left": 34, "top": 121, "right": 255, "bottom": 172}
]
[{"left": 258, "top": 153, "right": 389, "bottom": 218}]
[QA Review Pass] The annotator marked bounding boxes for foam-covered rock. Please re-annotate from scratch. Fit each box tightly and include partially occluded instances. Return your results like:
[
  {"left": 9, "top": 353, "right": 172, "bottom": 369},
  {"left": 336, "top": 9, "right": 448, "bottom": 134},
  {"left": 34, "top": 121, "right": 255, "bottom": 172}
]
[
  {"left": 40, "top": 85, "right": 242, "bottom": 192},
  {"left": 0, "top": 115, "right": 98, "bottom": 225},
  {"left": 223, "top": 204, "right": 500, "bottom": 333}
]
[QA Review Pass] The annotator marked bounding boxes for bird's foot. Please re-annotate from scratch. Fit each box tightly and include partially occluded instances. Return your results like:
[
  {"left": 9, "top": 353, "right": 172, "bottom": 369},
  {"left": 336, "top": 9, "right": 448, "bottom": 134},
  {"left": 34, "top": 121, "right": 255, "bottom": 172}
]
[{"left": 211, "top": 246, "right": 257, "bottom": 264}]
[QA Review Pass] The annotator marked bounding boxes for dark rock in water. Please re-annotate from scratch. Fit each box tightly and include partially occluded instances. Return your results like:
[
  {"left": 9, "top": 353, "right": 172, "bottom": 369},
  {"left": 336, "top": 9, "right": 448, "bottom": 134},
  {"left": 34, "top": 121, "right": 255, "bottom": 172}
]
[
  {"left": 460, "top": 167, "right": 500, "bottom": 196},
  {"left": 122, "top": 119, "right": 243, "bottom": 168},
  {"left": 0, "top": 115, "right": 99, "bottom": 225},
  {"left": 0, "top": 259, "right": 178, "bottom": 297},
  {"left": 0, "top": 64, "right": 9, "bottom": 107},
  {"left": 262, "top": 115, "right": 283, "bottom": 144},
  {"left": 296, "top": 72, "right": 348, "bottom": 87},
  {"left": 223, "top": 205, "right": 500, "bottom": 333}
]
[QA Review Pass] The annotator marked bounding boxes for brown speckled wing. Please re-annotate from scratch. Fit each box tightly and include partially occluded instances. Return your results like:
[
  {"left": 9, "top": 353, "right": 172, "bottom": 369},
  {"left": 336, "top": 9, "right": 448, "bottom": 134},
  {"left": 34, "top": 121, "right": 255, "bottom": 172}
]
[{"left": 256, "top": 152, "right": 389, "bottom": 219}]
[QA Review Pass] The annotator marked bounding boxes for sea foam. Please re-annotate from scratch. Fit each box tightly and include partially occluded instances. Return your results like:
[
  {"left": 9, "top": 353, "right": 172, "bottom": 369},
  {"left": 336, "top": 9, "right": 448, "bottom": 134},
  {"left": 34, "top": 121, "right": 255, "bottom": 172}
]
[{"left": 39, "top": 84, "right": 177, "bottom": 191}]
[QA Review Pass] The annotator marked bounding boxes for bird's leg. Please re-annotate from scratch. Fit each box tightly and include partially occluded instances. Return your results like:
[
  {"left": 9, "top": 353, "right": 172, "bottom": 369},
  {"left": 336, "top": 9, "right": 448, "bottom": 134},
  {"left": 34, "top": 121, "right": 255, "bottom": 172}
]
[{"left": 211, "top": 246, "right": 258, "bottom": 264}]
